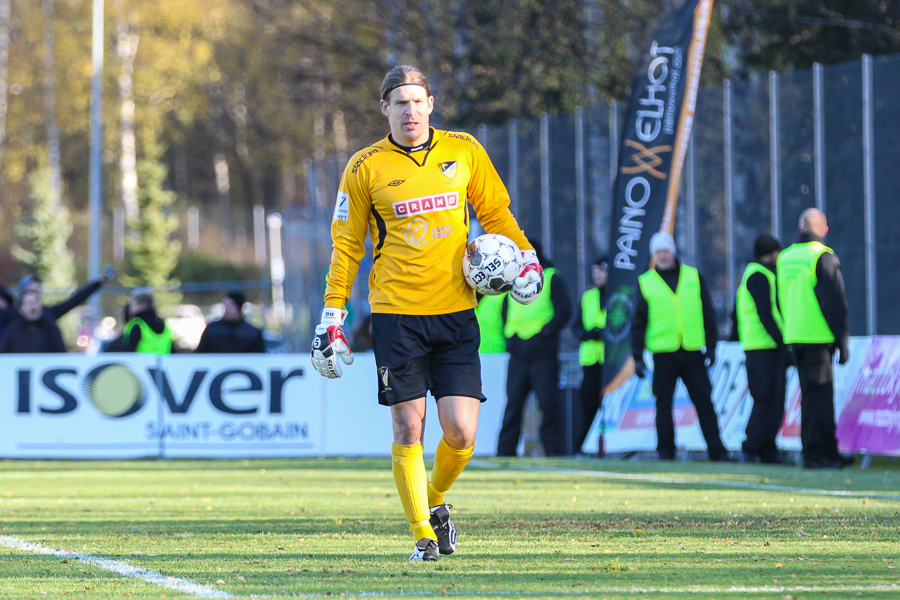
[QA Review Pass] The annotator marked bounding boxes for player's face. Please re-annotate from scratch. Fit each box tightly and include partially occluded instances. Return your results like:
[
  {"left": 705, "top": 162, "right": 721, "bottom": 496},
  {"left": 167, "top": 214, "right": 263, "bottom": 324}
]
[{"left": 381, "top": 84, "right": 434, "bottom": 147}]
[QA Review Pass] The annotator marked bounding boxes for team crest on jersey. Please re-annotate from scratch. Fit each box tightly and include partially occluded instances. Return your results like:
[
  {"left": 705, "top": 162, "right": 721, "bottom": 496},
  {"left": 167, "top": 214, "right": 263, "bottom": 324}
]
[
  {"left": 393, "top": 191, "right": 459, "bottom": 218},
  {"left": 439, "top": 161, "right": 457, "bottom": 179}
]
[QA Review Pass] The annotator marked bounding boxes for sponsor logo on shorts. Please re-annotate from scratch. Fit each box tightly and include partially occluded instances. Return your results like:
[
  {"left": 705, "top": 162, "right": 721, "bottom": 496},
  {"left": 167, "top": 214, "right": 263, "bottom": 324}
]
[
  {"left": 333, "top": 191, "right": 349, "bottom": 221},
  {"left": 378, "top": 366, "right": 390, "bottom": 390},
  {"left": 393, "top": 191, "right": 459, "bottom": 218}
]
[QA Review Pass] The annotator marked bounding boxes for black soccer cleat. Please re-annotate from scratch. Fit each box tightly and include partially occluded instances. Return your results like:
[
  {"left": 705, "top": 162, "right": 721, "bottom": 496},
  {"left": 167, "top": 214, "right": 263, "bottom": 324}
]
[
  {"left": 409, "top": 537, "right": 440, "bottom": 562},
  {"left": 429, "top": 504, "right": 457, "bottom": 555}
]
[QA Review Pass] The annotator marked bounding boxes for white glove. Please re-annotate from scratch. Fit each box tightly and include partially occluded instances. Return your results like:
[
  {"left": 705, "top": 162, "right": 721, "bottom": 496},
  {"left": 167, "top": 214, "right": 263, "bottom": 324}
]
[
  {"left": 310, "top": 308, "right": 354, "bottom": 378},
  {"left": 510, "top": 249, "right": 544, "bottom": 304}
]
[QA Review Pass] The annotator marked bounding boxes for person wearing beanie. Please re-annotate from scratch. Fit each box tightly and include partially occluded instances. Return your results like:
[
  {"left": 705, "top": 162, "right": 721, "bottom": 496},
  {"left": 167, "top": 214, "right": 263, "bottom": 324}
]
[
  {"left": 572, "top": 256, "right": 609, "bottom": 456},
  {"left": 631, "top": 231, "right": 731, "bottom": 462},
  {"left": 12, "top": 264, "right": 117, "bottom": 324},
  {"left": 735, "top": 233, "right": 792, "bottom": 465},
  {"left": 777, "top": 208, "right": 854, "bottom": 470},
  {"left": 195, "top": 290, "right": 266, "bottom": 353}
]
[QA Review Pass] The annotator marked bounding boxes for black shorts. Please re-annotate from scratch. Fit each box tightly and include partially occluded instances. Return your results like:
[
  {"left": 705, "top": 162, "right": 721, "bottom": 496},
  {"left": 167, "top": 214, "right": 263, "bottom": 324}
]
[{"left": 371, "top": 309, "right": 486, "bottom": 406}]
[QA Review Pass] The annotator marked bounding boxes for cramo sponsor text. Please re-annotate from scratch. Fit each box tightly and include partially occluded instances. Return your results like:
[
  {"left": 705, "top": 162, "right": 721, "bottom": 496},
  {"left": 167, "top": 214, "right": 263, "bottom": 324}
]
[{"left": 615, "top": 42, "right": 677, "bottom": 272}]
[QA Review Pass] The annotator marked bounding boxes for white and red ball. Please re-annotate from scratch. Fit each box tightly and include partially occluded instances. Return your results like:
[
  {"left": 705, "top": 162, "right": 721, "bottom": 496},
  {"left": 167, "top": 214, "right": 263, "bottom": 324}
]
[{"left": 462, "top": 234, "right": 522, "bottom": 295}]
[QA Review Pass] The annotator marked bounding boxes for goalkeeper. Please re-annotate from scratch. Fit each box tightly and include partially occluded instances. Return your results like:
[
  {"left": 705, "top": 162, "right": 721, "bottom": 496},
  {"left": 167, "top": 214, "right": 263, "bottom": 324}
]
[{"left": 311, "top": 65, "right": 539, "bottom": 562}]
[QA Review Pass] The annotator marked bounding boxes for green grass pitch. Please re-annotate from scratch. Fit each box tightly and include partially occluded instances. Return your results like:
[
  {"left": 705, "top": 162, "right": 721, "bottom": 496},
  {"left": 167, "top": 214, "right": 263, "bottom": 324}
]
[{"left": 1, "top": 457, "right": 898, "bottom": 599}]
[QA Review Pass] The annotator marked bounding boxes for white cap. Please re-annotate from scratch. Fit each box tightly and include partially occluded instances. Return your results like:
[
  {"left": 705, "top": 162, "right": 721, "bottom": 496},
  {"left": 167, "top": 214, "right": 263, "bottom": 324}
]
[{"left": 649, "top": 231, "right": 676, "bottom": 256}]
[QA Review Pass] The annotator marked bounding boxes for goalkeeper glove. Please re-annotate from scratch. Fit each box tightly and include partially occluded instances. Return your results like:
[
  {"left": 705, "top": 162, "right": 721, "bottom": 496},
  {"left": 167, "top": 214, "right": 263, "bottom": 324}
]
[
  {"left": 510, "top": 249, "right": 543, "bottom": 305},
  {"left": 310, "top": 307, "right": 354, "bottom": 378}
]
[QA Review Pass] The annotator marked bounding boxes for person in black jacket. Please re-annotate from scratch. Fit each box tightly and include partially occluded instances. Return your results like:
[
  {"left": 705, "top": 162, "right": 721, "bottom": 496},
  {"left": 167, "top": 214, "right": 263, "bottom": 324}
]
[
  {"left": 195, "top": 290, "right": 266, "bottom": 353},
  {"left": 497, "top": 239, "right": 573, "bottom": 457},
  {"left": 631, "top": 232, "right": 730, "bottom": 462},
  {"left": 0, "top": 289, "right": 67, "bottom": 353},
  {"left": 16, "top": 264, "right": 116, "bottom": 323},
  {"left": 123, "top": 291, "right": 172, "bottom": 353},
  {"left": 734, "top": 234, "right": 792, "bottom": 465},
  {"left": 777, "top": 208, "right": 854, "bottom": 469}
]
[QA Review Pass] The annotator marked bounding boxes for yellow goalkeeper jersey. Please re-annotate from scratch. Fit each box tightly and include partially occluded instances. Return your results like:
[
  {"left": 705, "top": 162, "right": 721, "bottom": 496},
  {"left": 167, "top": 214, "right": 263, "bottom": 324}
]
[{"left": 324, "top": 128, "right": 530, "bottom": 315}]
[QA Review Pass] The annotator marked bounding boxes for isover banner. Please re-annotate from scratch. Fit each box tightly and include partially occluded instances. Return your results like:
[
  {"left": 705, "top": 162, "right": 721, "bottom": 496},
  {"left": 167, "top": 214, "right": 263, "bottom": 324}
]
[
  {"left": 0, "top": 354, "right": 316, "bottom": 459},
  {"left": 0, "top": 353, "right": 512, "bottom": 459},
  {"left": 603, "top": 0, "right": 714, "bottom": 386}
]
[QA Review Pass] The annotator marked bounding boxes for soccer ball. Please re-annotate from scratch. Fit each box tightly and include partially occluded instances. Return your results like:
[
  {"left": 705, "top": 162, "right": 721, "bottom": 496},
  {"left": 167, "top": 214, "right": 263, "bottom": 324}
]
[{"left": 462, "top": 234, "right": 522, "bottom": 295}]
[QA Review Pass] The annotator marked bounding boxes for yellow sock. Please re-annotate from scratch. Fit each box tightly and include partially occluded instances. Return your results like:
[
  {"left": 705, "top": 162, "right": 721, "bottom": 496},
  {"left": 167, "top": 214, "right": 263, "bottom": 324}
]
[
  {"left": 427, "top": 436, "right": 474, "bottom": 508},
  {"left": 391, "top": 443, "right": 436, "bottom": 541}
]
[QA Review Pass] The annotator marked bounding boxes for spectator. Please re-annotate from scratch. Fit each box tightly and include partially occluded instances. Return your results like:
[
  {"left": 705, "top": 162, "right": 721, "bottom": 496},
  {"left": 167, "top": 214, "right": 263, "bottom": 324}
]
[
  {"left": 777, "top": 208, "right": 854, "bottom": 469},
  {"left": 0, "top": 289, "right": 67, "bottom": 353},
  {"left": 736, "top": 234, "right": 792, "bottom": 465},
  {"left": 497, "top": 239, "right": 573, "bottom": 457},
  {"left": 15, "top": 264, "right": 117, "bottom": 323},
  {"left": 123, "top": 290, "right": 173, "bottom": 354},
  {"left": 631, "top": 231, "right": 731, "bottom": 462},
  {"left": 0, "top": 284, "right": 15, "bottom": 342},
  {"left": 572, "top": 256, "right": 608, "bottom": 456},
  {"left": 195, "top": 290, "right": 266, "bottom": 353}
]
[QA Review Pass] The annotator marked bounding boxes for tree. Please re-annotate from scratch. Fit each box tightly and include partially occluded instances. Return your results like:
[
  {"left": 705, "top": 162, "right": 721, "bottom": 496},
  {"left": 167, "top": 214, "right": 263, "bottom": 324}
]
[
  {"left": 721, "top": 0, "right": 900, "bottom": 74},
  {"left": 123, "top": 129, "right": 181, "bottom": 307},
  {"left": 12, "top": 165, "right": 76, "bottom": 294}
]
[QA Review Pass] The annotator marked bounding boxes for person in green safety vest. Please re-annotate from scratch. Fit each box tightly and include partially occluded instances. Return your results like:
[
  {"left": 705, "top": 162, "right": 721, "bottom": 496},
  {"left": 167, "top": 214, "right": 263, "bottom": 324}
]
[
  {"left": 497, "top": 239, "right": 572, "bottom": 457},
  {"left": 572, "top": 256, "right": 608, "bottom": 456},
  {"left": 631, "top": 231, "right": 731, "bottom": 462},
  {"left": 776, "top": 208, "right": 853, "bottom": 470},
  {"left": 735, "top": 234, "right": 792, "bottom": 465},
  {"left": 123, "top": 290, "right": 173, "bottom": 354},
  {"left": 475, "top": 293, "right": 507, "bottom": 354}
]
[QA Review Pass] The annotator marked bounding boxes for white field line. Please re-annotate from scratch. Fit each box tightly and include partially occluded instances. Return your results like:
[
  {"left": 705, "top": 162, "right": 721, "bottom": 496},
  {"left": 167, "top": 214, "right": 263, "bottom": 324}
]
[
  {"left": 470, "top": 460, "right": 900, "bottom": 500},
  {"left": 0, "top": 535, "right": 233, "bottom": 598},
  {"left": 223, "top": 584, "right": 900, "bottom": 598}
]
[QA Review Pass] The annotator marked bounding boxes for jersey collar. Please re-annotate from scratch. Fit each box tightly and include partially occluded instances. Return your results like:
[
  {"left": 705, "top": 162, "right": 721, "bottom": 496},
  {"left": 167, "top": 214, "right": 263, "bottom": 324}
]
[{"left": 388, "top": 128, "right": 435, "bottom": 153}]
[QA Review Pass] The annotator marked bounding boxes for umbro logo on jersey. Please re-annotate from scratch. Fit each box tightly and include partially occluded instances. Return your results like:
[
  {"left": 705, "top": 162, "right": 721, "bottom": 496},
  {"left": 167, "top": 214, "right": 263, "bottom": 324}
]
[
  {"left": 388, "top": 180, "right": 405, "bottom": 187},
  {"left": 439, "top": 161, "right": 458, "bottom": 179},
  {"left": 393, "top": 191, "right": 459, "bottom": 218}
]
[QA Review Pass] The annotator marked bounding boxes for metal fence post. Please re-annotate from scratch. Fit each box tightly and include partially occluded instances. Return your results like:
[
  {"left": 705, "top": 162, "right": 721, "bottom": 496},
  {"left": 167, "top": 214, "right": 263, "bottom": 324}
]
[
  {"left": 769, "top": 71, "right": 781, "bottom": 239},
  {"left": 509, "top": 119, "right": 519, "bottom": 217},
  {"left": 813, "top": 63, "right": 826, "bottom": 212},
  {"left": 575, "top": 107, "right": 587, "bottom": 298},
  {"left": 540, "top": 113, "right": 551, "bottom": 249},
  {"left": 724, "top": 79, "right": 736, "bottom": 307},
  {"left": 862, "top": 54, "right": 877, "bottom": 335}
]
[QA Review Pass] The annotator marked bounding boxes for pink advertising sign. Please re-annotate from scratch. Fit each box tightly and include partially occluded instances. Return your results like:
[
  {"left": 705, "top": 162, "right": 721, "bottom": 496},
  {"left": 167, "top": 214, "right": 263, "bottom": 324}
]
[{"left": 836, "top": 337, "right": 900, "bottom": 456}]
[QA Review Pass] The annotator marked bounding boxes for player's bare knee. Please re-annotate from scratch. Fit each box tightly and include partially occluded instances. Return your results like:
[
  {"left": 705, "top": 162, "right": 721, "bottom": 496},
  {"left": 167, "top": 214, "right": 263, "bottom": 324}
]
[{"left": 442, "top": 423, "right": 476, "bottom": 450}]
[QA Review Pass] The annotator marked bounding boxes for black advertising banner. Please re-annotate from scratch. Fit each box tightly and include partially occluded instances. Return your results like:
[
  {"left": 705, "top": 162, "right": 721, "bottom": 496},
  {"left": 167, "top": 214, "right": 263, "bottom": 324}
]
[{"left": 603, "top": 0, "right": 714, "bottom": 390}]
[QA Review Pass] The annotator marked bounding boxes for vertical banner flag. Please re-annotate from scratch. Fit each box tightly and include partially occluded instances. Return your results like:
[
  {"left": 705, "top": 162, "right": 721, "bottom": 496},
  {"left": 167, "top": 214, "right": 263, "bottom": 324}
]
[{"left": 603, "top": 0, "right": 714, "bottom": 390}]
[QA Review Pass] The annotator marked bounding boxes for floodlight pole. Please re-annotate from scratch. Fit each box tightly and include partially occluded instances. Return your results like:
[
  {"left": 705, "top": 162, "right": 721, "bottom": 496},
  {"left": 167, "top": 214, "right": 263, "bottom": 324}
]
[{"left": 87, "top": 0, "right": 104, "bottom": 322}]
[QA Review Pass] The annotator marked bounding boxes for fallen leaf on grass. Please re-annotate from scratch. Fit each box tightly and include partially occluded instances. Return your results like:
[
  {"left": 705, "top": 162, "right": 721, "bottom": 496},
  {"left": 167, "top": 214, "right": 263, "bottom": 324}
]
[
  {"left": 130, "top": 551, "right": 143, "bottom": 556},
  {"left": 216, "top": 580, "right": 225, "bottom": 584},
  {"left": 237, "top": 576, "right": 246, "bottom": 581}
]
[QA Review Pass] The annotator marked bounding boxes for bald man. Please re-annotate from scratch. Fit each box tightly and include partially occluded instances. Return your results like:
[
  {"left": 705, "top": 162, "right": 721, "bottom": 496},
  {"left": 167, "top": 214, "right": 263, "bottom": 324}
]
[{"left": 776, "top": 208, "right": 853, "bottom": 469}]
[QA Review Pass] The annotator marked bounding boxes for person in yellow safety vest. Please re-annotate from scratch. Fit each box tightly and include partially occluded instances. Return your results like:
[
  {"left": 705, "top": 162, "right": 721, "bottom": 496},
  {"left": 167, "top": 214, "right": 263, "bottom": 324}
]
[
  {"left": 631, "top": 231, "right": 731, "bottom": 462},
  {"left": 735, "top": 234, "right": 793, "bottom": 465},
  {"left": 776, "top": 208, "right": 854, "bottom": 470},
  {"left": 572, "top": 256, "right": 608, "bottom": 456},
  {"left": 123, "top": 290, "right": 173, "bottom": 354},
  {"left": 497, "top": 239, "right": 572, "bottom": 457},
  {"left": 475, "top": 293, "right": 507, "bottom": 354}
]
